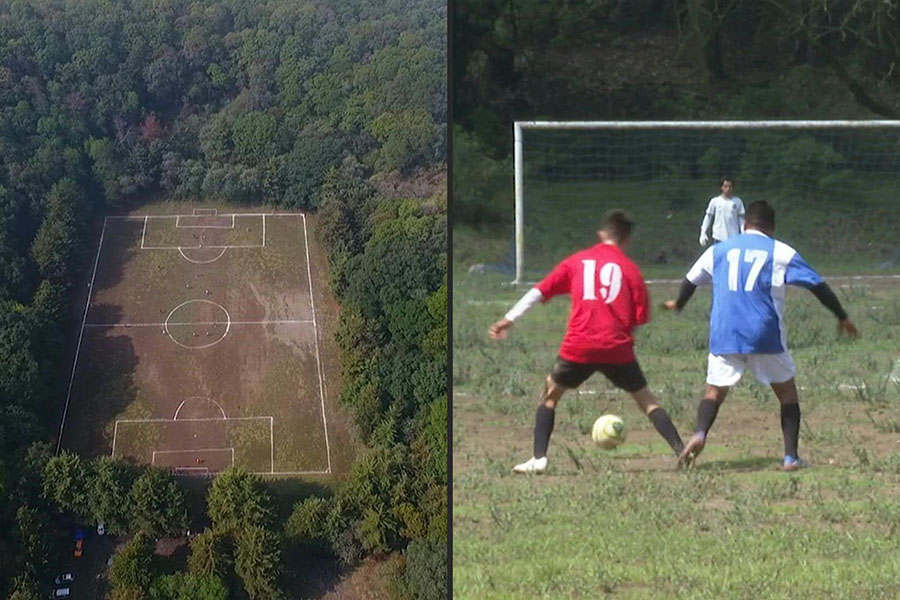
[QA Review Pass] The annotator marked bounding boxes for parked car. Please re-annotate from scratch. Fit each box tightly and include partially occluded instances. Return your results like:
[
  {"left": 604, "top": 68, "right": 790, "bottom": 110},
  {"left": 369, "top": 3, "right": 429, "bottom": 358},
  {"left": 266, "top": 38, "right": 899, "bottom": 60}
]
[
  {"left": 74, "top": 538, "right": 83, "bottom": 558},
  {"left": 97, "top": 522, "right": 106, "bottom": 536},
  {"left": 54, "top": 573, "right": 74, "bottom": 585},
  {"left": 52, "top": 588, "right": 71, "bottom": 598}
]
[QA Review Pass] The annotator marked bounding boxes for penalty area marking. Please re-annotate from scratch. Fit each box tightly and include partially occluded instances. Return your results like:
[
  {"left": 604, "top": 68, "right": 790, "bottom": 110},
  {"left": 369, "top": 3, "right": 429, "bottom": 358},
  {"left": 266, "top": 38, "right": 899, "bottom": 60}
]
[
  {"left": 164, "top": 299, "right": 231, "bottom": 350},
  {"left": 112, "top": 416, "right": 274, "bottom": 473},
  {"left": 173, "top": 396, "right": 227, "bottom": 420},
  {"left": 178, "top": 247, "right": 227, "bottom": 263}
]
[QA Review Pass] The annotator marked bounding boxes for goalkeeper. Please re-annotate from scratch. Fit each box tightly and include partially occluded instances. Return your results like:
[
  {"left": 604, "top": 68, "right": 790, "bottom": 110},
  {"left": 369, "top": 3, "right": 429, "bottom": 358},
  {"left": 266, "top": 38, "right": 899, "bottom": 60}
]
[{"left": 699, "top": 177, "right": 745, "bottom": 246}]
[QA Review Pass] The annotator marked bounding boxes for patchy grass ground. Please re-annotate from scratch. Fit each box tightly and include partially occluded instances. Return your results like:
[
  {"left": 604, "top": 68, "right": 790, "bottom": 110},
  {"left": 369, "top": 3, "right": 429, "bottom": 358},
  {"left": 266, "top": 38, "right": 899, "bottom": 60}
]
[
  {"left": 453, "top": 269, "right": 900, "bottom": 599},
  {"left": 59, "top": 204, "right": 354, "bottom": 477}
]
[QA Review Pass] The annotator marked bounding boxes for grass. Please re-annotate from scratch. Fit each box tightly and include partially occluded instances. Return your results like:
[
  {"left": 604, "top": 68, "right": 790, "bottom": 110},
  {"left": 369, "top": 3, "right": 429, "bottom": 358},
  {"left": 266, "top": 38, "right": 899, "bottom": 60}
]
[
  {"left": 453, "top": 267, "right": 900, "bottom": 599},
  {"left": 454, "top": 178, "right": 900, "bottom": 280}
]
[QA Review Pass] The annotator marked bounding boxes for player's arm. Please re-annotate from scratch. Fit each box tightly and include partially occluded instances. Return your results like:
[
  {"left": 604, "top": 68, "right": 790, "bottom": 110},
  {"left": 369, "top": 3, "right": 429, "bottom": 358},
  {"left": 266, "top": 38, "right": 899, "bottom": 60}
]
[
  {"left": 489, "top": 262, "right": 569, "bottom": 340},
  {"left": 738, "top": 199, "right": 746, "bottom": 233},
  {"left": 663, "top": 247, "right": 713, "bottom": 311},
  {"left": 808, "top": 282, "right": 859, "bottom": 337},
  {"left": 698, "top": 200, "right": 714, "bottom": 246},
  {"left": 783, "top": 248, "right": 859, "bottom": 338},
  {"left": 488, "top": 288, "right": 544, "bottom": 340}
]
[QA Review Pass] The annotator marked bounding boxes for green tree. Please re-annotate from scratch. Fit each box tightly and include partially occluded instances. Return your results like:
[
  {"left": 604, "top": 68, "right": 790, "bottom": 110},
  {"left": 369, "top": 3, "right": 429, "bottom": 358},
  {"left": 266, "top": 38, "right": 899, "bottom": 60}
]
[
  {"left": 7, "top": 574, "right": 42, "bottom": 600},
  {"left": 42, "top": 451, "right": 92, "bottom": 519},
  {"left": 109, "top": 531, "right": 156, "bottom": 600},
  {"left": 187, "top": 528, "right": 232, "bottom": 580},
  {"left": 285, "top": 496, "right": 330, "bottom": 551},
  {"left": 90, "top": 456, "right": 136, "bottom": 534},
  {"left": 130, "top": 467, "right": 189, "bottom": 537},
  {"left": 15, "top": 505, "right": 52, "bottom": 577},
  {"left": 148, "top": 573, "right": 228, "bottom": 600},
  {"left": 402, "top": 538, "right": 447, "bottom": 600},
  {"left": 234, "top": 527, "right": 284, "bottom": 600},
  {"left": 367, "top": 109, "right": 441, "bottom": 173},
  {"left": 206, "top": 468, "right": 274, "bottom": 534}
]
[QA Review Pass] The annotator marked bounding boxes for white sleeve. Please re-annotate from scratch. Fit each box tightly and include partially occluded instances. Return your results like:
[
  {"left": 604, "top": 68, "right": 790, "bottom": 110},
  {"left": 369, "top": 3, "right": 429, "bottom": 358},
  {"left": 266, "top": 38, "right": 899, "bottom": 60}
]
[
  {"left": 504, "top": 287, "right": 544, "bottom": 321},
  {"left": 686, "top": 247, "right": 714, "bottom": 285}
]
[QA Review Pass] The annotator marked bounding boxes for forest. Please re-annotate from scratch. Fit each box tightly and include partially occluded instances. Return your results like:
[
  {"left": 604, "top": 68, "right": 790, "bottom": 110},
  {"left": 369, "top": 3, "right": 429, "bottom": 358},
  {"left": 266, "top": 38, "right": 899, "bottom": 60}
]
[
  {"left": 454, "top": 0, "right": 900, "bottom": 270},
  {"left": 0, "top": 1, "right": 446, "bottom": 598}
]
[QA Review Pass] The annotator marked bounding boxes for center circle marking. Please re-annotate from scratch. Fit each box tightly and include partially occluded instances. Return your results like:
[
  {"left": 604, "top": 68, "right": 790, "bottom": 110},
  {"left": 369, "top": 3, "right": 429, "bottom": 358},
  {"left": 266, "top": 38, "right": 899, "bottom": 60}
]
[{"left": 164, "top": 299, "right": 231, "bottom": 349}]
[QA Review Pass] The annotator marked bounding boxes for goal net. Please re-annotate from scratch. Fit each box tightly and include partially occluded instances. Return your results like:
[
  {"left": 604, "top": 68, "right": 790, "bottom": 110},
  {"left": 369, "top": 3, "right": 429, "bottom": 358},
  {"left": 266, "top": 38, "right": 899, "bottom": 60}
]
[{"left": 513, "top": 121, "right": 900, "bottom": 283}]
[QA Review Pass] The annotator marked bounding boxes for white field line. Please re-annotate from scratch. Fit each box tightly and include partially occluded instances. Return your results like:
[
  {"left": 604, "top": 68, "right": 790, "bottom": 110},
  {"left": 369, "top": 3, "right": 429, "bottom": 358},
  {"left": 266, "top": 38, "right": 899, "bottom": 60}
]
[
  {"left": 175, "top": 214, "right": 235, "bottom": 228},
  {"left": 90, "top": 213, "right": 328, "bottom": 475},
  {"left": 173, "top": 397, "right": 227, "bottom": 420},
  {"left": 115, "top": 416, "right": 273, "bottom": 423},
  {"left": 303, "top": 213, "right": 332, "bottom": 473},
  {"left": 142, "top": 243, "right": 264, "bottom": 250},
  {"left": 57, "top": 218, "right": 108, "bottom": 453},
  {"left": 112, "top": 416, "right": 273, "bottom": 457},
  {"left": 107, "top": 212, "right": 304, "bottom": 219},
  {"left": 84, "top": 319, "right": 314, "bottom": 327},
  {"left": 152, "top": 447, "right": 234, "bottom": 466},
  {"left": 193, "top": 208, "right": 217, "bottom": 216}
]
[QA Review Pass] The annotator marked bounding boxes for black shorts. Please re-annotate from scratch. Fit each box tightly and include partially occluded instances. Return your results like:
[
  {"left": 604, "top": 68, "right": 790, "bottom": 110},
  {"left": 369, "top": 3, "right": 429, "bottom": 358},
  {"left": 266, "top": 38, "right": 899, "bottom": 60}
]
[{"left": 550, "top": 356, "right": 647, "bottom": 393}]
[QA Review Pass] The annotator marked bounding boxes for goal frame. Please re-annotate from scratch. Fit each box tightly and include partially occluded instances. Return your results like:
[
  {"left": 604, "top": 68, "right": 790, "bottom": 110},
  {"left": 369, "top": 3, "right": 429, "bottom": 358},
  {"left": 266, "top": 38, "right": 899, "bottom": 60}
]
[{"left": 513, "top": 120, "right": 900, "bottom": 284}]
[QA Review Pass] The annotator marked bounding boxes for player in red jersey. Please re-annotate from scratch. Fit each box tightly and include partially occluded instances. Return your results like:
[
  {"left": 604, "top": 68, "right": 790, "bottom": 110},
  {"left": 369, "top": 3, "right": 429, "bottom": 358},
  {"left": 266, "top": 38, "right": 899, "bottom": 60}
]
[{"left": 489, "top": 210, "right": 685, "bottom": 473}]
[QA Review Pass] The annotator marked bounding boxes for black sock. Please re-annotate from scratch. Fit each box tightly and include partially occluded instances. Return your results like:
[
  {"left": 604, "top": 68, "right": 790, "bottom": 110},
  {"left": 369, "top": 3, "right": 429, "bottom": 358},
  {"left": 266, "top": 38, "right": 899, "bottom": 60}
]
[
  {"left": 533, "top": 404, "right": 555, "bottom": 459},
  {"left": 781, "top": 402, "right": 801, "bottom": 458},
  {"left": 696, "top": 398, "right": 721, "bottom": 436},
  {"left": 648, "top": 408, "right": 684, "bottom": 455}
]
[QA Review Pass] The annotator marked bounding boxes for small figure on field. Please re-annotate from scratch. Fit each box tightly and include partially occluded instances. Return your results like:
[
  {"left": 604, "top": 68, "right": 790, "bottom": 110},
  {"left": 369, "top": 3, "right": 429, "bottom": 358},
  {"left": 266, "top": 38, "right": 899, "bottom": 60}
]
[{"left": 699, "top": 177, "right": 744, "bottom": 246}]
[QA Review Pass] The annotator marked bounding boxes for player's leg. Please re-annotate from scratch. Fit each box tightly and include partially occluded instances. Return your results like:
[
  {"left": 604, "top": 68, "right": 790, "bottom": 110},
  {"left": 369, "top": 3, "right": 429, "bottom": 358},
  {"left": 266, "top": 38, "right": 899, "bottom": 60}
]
[
  {"left": 770, "top": 378, "right": 804, "bottom": 470},
  {"left": 679, "top": 353, "right": 744, "bottom": 463},
  {"left": 512, "top": 357, "right": 589, "bottom": 474},
  {"left": 600, "top": 361, "right": 684, "bottom": 456},
  {"left": 752, "top": 352, "right": 803, "bottom": 470}
]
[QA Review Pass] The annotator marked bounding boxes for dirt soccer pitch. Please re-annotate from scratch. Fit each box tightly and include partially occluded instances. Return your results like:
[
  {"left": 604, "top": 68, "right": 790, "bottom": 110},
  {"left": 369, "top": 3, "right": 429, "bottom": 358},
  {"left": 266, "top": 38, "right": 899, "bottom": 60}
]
[{"left": 57, "top": 209, "right": 333, "bottom": 476}]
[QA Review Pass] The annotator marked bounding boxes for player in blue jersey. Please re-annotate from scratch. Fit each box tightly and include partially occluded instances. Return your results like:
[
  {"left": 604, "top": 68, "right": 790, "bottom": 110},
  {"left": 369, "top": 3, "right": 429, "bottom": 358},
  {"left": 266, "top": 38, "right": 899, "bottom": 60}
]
[{"left": 663, "top": 201, "right": 858, "bottom": 470}]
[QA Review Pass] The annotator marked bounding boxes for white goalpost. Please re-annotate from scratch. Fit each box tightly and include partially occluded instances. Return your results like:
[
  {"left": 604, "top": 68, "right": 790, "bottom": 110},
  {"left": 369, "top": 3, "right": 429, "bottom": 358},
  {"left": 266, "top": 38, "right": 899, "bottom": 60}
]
[{"left": 513, "top": 120, "right": 900, "bottom": 284}]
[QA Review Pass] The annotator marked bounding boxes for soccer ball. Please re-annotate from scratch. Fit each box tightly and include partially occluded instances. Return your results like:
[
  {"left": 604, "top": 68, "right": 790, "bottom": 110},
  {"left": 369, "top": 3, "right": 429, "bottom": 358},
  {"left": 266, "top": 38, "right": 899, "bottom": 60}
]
[{"left": 591, "top": 414, "right": 626, "bottom": 449}]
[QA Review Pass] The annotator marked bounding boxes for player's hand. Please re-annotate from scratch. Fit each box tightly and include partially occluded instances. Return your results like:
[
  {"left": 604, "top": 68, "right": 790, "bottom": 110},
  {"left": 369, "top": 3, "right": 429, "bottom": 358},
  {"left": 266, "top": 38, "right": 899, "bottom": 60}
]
[
  {"left": 838, "top": 319, "right": 859, "bottom": 339},
  {"left": 661, "top": 299, "right": 678, "bottom": 311},
  {"left": 699, "top": 234, "right": 709, "bottom": 247},
  {"left": 488, "top": 318, "right": 513, "bottom": 340}
]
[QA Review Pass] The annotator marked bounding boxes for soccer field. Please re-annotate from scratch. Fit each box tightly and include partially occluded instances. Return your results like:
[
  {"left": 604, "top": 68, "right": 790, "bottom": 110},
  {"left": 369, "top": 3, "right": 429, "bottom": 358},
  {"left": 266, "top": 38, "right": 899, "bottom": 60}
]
[
  {"left": 453, "top": 269, "right": 900, "bottom": 599},
  {"left": 58, "top": 209, "right": 338, "bottom": 476}
]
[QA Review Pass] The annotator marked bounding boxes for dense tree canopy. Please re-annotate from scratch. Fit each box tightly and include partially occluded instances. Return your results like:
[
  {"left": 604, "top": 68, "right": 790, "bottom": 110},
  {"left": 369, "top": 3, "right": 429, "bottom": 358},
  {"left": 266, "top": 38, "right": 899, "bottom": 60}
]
[{"left": 0, "top": 0, "right": 446, "bottom": 597}]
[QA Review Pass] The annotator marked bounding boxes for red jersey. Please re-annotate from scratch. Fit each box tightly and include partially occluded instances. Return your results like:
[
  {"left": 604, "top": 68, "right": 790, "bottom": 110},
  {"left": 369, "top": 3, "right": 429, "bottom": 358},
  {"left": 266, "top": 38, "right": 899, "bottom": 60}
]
[{"left": 536, "top": 243, "right": 649, "bottom": 364}]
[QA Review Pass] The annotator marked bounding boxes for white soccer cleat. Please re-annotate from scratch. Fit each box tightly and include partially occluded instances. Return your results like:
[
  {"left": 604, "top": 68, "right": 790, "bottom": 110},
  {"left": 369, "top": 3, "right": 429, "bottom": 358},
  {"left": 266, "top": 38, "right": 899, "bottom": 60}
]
[{"left": 512, "top": 456, "right": 547, "bottom": 474}]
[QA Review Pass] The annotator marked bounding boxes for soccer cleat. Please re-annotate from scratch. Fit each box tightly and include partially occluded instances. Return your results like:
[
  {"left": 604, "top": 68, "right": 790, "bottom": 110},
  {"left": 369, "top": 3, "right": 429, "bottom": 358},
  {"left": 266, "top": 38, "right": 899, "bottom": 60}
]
[
  {"left": 782, "top": 455, "right": 807, "bottom": 471},
  {"left": 678, "top": 433, "right": 707, "bottom": 468},
  {"left": 512, "top": 456, "right": 547, "bottom": 474}
]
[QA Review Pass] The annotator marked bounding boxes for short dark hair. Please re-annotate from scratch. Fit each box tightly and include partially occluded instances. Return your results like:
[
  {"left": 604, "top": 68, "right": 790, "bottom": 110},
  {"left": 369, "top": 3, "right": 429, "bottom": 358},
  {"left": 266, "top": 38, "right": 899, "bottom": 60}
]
[
  {"left": 720, "top": 176, "right": 735, "bottom": 186},
  {"left": 601, "top": 209, "right": 634, "bottom": 242},
  {"left": 745, "top": 200, "right": 775, "bottom": 230}
]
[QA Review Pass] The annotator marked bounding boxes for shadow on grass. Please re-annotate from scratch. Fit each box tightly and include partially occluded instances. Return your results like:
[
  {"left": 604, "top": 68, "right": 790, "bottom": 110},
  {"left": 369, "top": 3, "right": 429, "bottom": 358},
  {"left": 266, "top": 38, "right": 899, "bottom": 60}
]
[{"left": 694, "top": 456, "right": 777, "bottom": 472}]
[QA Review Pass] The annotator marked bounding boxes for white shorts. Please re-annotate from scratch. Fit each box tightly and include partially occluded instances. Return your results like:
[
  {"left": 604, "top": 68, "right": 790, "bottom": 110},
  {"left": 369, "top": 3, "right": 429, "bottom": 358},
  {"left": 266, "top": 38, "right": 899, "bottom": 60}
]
[{"left": 706, "top": 352, "right": 796, "bottom": 387}]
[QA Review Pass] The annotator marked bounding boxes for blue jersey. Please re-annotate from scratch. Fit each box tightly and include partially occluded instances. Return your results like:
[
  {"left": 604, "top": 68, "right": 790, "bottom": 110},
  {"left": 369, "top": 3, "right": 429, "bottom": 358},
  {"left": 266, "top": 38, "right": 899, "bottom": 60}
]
[{"left": 685, "top": 230, "right": 822, "bottom": 354}]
